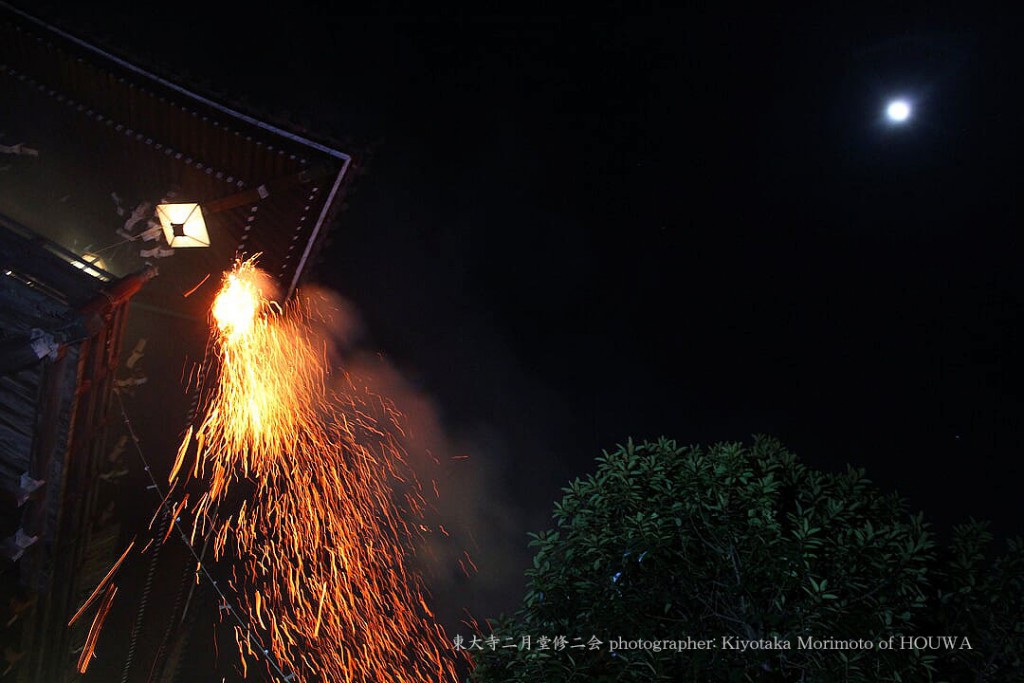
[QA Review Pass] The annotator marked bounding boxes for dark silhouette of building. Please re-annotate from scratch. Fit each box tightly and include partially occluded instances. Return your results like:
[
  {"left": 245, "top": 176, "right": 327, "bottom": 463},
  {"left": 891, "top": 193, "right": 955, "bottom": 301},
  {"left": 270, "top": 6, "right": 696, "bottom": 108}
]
[{"left": 0, "top": 215, "right": 154, "bottom": 682}]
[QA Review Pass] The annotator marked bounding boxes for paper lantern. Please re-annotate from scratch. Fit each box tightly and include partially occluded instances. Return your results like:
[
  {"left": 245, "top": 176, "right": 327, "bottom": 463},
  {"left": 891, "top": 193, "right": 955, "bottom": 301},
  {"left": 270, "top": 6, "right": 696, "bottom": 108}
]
[{"left": 156, "top": 203, "right": 210, "bottom": 248}]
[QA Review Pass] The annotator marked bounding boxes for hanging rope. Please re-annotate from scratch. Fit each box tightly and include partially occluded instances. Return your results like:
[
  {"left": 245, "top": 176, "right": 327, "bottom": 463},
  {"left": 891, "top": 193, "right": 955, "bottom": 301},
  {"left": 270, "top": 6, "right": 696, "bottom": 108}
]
[
  {"left": 141, "top": 386, "right": 217, "bottom": 683},
  {"left": 113, "top": 392, "right": 292, "bottom": 682},
  {"left": 118, "top": 488, "right": 166, "bottom": 683}
]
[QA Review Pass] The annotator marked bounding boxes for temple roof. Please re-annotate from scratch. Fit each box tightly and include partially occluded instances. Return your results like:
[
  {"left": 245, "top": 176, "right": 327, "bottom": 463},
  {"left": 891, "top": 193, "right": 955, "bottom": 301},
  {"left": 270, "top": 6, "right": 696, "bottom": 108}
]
[{"left": 0, "top": 1, "right": 356, "bottom": 316}]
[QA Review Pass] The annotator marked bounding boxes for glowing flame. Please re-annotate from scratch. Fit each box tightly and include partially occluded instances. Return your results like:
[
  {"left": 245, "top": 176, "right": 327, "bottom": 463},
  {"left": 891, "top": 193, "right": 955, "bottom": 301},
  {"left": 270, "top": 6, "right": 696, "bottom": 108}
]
[
  {"left": 211, "top": 260, "right": 265, "bottom": 343},
  {"left": 180, "top": 257, "right": 458, "bottom": 682}
]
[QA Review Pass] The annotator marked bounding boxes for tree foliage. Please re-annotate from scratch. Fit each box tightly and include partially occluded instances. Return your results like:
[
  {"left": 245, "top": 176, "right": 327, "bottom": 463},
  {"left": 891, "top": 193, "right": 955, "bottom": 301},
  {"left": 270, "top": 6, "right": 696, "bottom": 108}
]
[{"left": 467, "top": 437, "right": 1023, "bottom": 683}]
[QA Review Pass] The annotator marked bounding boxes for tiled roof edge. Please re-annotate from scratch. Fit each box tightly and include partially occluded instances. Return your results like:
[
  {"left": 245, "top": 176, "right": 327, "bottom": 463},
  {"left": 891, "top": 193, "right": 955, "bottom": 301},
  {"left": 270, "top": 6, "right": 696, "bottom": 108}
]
[{"left": 0, "top": 1, "right": 354, "bottom": 167}]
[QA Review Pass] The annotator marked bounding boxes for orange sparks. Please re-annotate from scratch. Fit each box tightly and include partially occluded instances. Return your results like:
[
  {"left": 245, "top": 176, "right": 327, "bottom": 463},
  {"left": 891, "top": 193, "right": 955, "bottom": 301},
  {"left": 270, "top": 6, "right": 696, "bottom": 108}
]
[
  {"left": 168, "top": 424, "right": 192, "bottom": 484},
  {"left": 312, "top": 581, "right": 328, "bottom": 639},
  {"left": 163, "top": 494, "right": 190, "bottom": 545},
  {"left": 179, "top": 257, "right": 458, "bottom": 682},
  {"left": 182, "top": 272, "right": 211, "bottom": 298},
  {"left": 68, "top": 539, "right": 135, "bottom": 627},
  {"left": 76, "top": 584, "right": 117, "bottom": 674}
]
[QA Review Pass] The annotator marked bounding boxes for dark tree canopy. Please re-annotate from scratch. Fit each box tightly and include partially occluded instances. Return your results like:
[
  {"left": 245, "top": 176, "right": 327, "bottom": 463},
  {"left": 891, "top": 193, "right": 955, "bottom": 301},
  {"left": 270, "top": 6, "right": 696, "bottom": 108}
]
[{"left": 468, "top": 437, "right": 1022, "bottom": 683}]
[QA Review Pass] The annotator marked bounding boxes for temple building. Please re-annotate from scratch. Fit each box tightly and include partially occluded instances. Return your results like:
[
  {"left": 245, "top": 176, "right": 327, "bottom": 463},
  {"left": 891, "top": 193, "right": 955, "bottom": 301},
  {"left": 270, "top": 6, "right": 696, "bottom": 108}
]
[{"left": 0, "top": 2, "right": 358, "bottom": 680}]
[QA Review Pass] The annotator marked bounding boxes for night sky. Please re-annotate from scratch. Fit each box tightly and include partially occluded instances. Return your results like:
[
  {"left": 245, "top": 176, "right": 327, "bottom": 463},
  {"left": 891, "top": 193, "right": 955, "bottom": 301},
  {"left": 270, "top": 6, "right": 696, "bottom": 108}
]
[{"left": 29, "top": 0, "right": 1024, "bottom": 674}]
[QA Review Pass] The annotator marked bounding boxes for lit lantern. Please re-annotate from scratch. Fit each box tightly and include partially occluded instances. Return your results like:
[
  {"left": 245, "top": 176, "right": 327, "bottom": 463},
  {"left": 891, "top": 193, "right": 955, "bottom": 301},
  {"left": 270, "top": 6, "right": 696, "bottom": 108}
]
[{"left": 156, "top": 203, "right": 210, "bottom": 248}]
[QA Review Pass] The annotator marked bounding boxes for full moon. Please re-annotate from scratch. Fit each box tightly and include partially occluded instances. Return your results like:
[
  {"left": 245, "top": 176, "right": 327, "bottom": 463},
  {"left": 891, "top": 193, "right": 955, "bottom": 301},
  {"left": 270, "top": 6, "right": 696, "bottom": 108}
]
[{"left": 886, "top": 99, "right": 912, "bottom": 123}]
